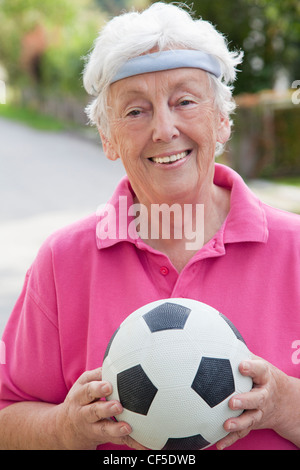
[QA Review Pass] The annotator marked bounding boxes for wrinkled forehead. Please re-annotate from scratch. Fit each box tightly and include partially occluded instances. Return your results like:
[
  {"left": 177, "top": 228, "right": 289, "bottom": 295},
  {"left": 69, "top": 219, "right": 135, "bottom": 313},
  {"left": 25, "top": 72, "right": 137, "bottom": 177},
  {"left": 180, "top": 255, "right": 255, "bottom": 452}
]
[{"left": 110, "top": 49, "right": 221, "bottom": 85}]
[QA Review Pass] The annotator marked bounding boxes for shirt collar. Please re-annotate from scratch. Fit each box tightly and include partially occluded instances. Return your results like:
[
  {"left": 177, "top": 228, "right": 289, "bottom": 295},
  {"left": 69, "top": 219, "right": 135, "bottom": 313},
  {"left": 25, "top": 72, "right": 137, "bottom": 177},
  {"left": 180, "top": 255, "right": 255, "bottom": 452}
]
[
  {"left": 216, "top": 164, "right": 268, "bottom": 244},
  {"left": 96, "top": 164, "right": 268, "bottom": 250}
]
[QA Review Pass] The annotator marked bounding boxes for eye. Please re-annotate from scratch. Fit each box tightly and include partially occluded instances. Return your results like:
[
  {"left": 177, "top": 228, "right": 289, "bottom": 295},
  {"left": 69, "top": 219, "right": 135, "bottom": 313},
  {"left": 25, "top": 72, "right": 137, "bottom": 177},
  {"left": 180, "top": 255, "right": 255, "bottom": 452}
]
[
  {"left": 127, "top": 109, "right": 141, "bottom": 117},
  {"left": 179, "top": 99, "right": 194, "bottom": 107}
]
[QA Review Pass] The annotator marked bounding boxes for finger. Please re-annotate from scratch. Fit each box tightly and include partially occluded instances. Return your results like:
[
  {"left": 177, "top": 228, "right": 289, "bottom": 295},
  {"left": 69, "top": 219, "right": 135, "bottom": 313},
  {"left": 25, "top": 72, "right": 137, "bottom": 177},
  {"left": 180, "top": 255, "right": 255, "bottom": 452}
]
[
  {"left": 85, "top": 399, "right": 123, "bottom": 424},
  {"left": 79, "top": 380, "right": 112, "bottom": 406},
  {"left": 94, "top": 420, "right": 148, "bottom": 450},
  {"left": 77, "top": 367, "right": 103, "bottom": 385},
  {"left": 229, "top": 387, "right": 268, "bottom": 412},
  {"left": 122, "top": 435, "right": 149, "bottom": 451},
  {"left": 216, "top": 427, "right": 250, "bottom": 450},
  {"left": 90, "top": 417, "right": 132, "bottom": 447},
  {"left": 224, "top": 409, "right": 263, "bottom": 433},
  {"left": 217, "top": 409, "right": 263, "bottom": 450},
  {"left": 239, "top": 359, "right": 269, "bottom": 385}
]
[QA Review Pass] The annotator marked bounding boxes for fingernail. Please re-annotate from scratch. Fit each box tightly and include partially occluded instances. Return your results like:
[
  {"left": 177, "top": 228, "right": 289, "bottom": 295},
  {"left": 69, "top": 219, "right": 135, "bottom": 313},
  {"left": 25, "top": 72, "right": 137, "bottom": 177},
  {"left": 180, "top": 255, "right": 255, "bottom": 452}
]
[
  {"left": 111, "top": 403, "right": 122, "bottom": 414},
  {"left": 120, "top": 425, "right": 131, "bottom": 435},
  {"left": 228, "top": 422, "right": 237, "bottom": 431},
  {"left": 217, "top": 442, "right": 226, "bottom": 450},
  {"left": 232, "top": 398, "right": 242, "bottom": 409},
  {"left": 101, "top": 383, "right": 110, "bottom": 394}
]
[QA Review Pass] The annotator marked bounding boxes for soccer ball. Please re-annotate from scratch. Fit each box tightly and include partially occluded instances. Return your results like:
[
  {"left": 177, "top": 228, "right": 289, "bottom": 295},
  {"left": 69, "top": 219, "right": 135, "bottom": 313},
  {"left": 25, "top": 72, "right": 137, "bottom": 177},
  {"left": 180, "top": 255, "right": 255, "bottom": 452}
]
[{"left": 102, "top": 298, "right": 252, "bottom": 450}]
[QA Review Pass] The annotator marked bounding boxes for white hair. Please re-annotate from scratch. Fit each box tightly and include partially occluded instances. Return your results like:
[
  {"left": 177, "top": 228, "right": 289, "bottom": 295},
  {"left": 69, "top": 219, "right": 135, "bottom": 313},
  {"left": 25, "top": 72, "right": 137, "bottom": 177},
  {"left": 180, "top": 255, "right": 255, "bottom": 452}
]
[{"left": 83, "top": 2, "right": 243, "bottom": 153}]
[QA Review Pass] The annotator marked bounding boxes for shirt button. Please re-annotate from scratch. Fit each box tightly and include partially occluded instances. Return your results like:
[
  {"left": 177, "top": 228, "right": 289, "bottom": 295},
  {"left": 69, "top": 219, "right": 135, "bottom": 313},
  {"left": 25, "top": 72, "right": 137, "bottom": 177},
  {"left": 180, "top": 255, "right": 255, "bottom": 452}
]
[{"left": 160, "top": 266, "right": 169, "bottom": 276}]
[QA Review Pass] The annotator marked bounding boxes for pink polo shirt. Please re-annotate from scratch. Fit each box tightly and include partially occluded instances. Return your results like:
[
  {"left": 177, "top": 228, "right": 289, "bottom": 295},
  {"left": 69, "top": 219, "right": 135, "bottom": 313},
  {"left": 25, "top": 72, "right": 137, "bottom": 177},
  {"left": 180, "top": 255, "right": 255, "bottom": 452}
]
[{"left": 1, "top": 163, "right": 300, "bottom": 450}]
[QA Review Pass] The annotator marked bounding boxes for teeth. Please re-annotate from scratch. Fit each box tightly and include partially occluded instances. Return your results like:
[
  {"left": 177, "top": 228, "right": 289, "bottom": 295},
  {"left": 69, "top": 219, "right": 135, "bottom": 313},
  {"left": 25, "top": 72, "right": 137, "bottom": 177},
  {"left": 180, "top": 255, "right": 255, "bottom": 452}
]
[{"left": 151, "top": 151, "right": 188, "bottom": 164}]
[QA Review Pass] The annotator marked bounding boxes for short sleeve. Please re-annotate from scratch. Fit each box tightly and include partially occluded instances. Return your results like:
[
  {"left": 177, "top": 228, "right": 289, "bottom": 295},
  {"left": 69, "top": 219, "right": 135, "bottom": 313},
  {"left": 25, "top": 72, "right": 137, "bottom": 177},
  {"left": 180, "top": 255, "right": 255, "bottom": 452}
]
[{"left": 0, "top": 244, "right": 68, "bottom": 410}]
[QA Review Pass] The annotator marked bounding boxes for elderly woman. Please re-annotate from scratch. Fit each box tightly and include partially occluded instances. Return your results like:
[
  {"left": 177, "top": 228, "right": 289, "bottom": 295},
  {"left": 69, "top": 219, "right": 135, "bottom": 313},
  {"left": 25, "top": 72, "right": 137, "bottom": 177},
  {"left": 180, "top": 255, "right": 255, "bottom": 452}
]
[{"left": 0, "top": 3, "right": 300, "bottom": 450}]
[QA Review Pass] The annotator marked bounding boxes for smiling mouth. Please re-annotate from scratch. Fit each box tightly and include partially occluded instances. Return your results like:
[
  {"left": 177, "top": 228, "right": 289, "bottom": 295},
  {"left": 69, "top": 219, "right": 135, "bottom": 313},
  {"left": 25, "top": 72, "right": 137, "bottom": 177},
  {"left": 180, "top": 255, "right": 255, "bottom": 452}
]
[{"left": 149, "top": 150, "right": 191, "bottom": 164}]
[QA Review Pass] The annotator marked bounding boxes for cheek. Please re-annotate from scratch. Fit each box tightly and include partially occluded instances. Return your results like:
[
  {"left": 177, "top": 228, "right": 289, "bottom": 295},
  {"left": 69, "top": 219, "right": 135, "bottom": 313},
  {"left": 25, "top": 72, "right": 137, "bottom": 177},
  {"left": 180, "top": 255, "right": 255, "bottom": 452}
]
[
  {"left": 110, "top": 118, "right": 147, "bottom": 160},
  {"left": 189, "top": 122, "right": 218, "bottom": 153},
  {"left": 113, "top": 138, "right": 145, "bottom": 180},
  {"left": 184, "top": 106, "right": 218, "bottom": 139}
]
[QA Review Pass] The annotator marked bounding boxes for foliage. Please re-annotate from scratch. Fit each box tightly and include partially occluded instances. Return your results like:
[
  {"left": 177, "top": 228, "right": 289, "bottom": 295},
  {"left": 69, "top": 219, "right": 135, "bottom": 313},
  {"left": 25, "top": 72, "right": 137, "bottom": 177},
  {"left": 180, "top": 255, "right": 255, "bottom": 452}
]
[
  {"left": 264, "top": 105, "right": 300, "bottom": 177},
  {"left": 2, "top": 0, "right": 299, "bottom": 98},
  {"left": 94, "top": 0, "right": 147, "bottom": 15},
  {"left": 0, "top": 0, "right": 105, "bottom": 95},
  {"left": 228, "top": 95, "right": 300, "bottom": 178},
  {"left": 41, "top": 14, "right": 103, "bottom": 96},
  {"left": 0, "top": 0, "right": 77, "bottom": 27},
  {"left": 161, "top": 0, "right": 300, "bottom": 95},
  {"left": 0, "top": 0, "right": 75, "bottom": 81},
  {"left": 0, "top": 103, "right": 69, "bottom": 131}
]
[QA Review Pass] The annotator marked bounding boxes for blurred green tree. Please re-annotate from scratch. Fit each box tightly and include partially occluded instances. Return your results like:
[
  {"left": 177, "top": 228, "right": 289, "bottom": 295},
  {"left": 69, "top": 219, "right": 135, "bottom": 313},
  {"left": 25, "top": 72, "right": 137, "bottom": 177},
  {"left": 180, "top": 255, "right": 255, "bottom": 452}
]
[
  {"left": 161, "top": 0, "right": 300, "bottom": 94},
  {"left": 0, "top": 0, "right": 75, "bottom": 82},
  {"left": 94, "top": 0, "right": 147, "bottom": 15},
  {"left": 0, "top": 0, "right": 105, "bottom": 95}
]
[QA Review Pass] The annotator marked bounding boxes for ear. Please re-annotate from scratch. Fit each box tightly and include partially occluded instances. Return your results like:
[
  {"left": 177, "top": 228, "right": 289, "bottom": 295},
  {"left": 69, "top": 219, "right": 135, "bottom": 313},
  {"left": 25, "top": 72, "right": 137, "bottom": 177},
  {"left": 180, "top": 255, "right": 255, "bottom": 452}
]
[
  {"left": 216, "top": 113, "right": 231, "bottom": 145},
  {"left": 99, "top": 130, "right": 120, "bottom": 161}
]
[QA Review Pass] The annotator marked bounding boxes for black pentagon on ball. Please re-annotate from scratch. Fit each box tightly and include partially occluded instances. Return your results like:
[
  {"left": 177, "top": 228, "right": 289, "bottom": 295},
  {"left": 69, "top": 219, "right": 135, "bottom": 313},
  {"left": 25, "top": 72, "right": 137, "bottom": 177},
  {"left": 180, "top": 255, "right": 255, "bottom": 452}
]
[
  {"left": 143, "top": 302, "right": 191, "bottom": 332},
  {"left": 117, "top": 364, "right": 158, "bottom": 415},
  {"left": 103, "top": 327, "right": 120, "bottom": 361},
  {"left": 218, "top": 312, "right": 247, "bottom": 345},
  {"left": 191, "top": 357, "right": 235, "bottom": 408},
  {"left": 162, "top": 433, "right": 210, "bottom": 451}
]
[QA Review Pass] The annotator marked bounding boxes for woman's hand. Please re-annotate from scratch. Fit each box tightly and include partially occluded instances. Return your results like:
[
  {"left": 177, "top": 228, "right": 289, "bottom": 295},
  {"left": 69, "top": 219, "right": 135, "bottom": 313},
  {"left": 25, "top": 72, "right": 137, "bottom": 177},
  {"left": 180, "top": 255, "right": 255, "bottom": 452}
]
[
  {"left": 55, "top": 367, "right": 146, "bottom": 450},
  {"left": 216, "top": 356, "right": 300, "bottom": 450}
]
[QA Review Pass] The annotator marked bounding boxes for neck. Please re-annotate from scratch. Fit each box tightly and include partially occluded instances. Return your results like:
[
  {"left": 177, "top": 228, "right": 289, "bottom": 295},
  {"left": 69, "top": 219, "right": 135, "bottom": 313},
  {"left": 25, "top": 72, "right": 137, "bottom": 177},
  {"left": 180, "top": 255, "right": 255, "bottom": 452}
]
[{"left": 134, "top": 183, "right": 231, "bottom": 271}]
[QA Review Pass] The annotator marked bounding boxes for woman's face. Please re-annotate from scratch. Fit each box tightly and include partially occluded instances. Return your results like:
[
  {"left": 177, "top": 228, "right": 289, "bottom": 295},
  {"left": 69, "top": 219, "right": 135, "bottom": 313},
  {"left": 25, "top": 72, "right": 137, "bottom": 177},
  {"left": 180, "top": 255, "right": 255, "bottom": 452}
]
[{"left": 102, "top": 67, "right": 230, "bottom": 206}]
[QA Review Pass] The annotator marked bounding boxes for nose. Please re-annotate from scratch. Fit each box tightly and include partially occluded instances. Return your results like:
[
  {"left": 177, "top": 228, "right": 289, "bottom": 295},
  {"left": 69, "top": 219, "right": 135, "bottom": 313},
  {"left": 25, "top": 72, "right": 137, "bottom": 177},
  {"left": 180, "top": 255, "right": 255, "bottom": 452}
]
[{"left": 151, "top": 105, "right": 180, "bottom": 143}]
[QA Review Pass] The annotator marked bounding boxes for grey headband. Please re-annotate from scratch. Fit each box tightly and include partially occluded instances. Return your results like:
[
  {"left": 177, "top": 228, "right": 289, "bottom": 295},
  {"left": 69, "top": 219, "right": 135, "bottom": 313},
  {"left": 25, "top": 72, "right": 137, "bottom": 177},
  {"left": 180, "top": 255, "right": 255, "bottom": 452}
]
[{"left": 110, "top": 49, "right": 221, "bottom": 84}]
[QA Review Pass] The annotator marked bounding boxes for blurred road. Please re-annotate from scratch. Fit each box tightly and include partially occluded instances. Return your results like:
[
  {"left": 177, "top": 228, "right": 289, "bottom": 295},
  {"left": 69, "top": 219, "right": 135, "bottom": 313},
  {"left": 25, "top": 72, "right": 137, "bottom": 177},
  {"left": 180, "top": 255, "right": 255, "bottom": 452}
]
[
  {"left": 0, "top": 117, "right": 125, "bottom": 335},
  {"left": 248, "top": 179, "right": 300, "bottom": 214},
  {"left": 1, "top": 117, "right": 300, "bottom": 336}
]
